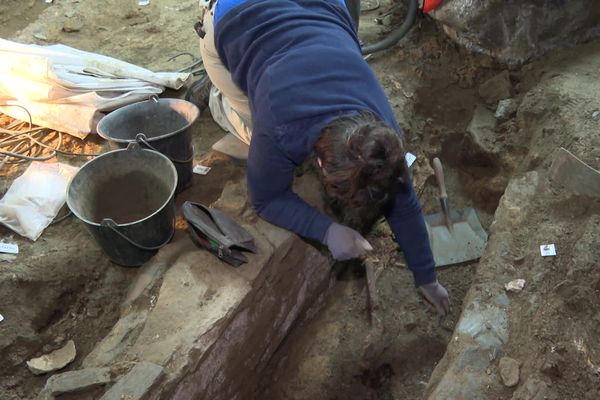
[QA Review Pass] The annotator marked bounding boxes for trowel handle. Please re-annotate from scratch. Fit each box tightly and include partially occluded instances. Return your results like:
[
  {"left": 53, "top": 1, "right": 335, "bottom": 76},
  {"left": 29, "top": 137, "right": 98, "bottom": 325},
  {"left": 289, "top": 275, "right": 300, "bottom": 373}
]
[
  {"left": 432, "top": 158, "right": 448, "bottom": 198},
  {"left": 433, "top": 157, "right": 450, "bottom": 217}
]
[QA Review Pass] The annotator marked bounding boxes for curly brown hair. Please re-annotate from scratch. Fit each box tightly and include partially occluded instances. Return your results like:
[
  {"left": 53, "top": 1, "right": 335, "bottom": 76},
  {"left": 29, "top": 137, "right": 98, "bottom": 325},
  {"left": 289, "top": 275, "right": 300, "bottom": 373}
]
[{"left": 313, "top": 113, "right": 409, "bottom": 211}]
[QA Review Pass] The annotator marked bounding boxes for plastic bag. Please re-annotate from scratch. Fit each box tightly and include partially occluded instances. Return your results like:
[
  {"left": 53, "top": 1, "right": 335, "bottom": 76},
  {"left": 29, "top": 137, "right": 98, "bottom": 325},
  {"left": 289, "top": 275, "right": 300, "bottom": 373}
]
[{"left": 0, "top": 162, "right": 78, "bottom": 241}]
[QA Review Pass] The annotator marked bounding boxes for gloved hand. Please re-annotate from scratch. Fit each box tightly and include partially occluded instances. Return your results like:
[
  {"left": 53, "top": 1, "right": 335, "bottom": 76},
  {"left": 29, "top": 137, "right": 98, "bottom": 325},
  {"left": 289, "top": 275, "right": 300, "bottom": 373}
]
[
  {"left": 419, "top": 280, "right": 450, "bottom": 316},
  {"left": 324, "top": 222, "right": 373, "bottom": 261}
]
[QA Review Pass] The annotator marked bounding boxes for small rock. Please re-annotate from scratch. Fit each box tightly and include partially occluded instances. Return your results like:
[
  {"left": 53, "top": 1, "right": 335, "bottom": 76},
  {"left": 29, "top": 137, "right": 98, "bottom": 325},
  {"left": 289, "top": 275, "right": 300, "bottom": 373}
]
[
  {"left": 479, "top": 70, "right": 513, "bottom": 106},
  {"left": 99, "top": 361, "right": 163, "bottom": 400},
  {"left": 467, "top": 105, "right": 498, "bottom": 155},
  {"left": 499, "top": 356, "right": 520, "bottom": 387},
  {"left": 495, "top": 98, "right": 518, "bottom": 122},
  {"left": 33, "top": 31, "right": 49, "bottom": 41},
  {"left": 27, "top": 340, "right": 76, "bottom": 375},
  {"left": 505, "top": 279, "right": 526, "bottom": 292},
  {"left": 44, "top": 367, "right": 112, "bottom": 395},
  {"left": 592, "top": 111, "right": 600, "bottom": 120}
]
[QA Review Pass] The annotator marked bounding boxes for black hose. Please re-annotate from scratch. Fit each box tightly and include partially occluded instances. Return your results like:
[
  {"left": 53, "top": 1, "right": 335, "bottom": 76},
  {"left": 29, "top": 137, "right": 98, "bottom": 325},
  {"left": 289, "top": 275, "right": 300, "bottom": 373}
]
[
  {"left": 344, "top": 0, "right": 361, "bottom": 30},
  {"left": 361, "top": 0, "right": 419, "bottom": 55}
]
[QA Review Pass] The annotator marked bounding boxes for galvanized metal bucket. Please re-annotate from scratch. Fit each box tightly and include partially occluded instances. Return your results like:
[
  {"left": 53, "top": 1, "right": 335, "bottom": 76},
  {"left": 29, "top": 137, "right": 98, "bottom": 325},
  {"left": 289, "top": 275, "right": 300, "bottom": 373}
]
[
  {"left": 66, "top": 144, "right": 177, "bottom": 266},
  {"left": 97, "top": 96, "right": 199, "bottom": 192}
]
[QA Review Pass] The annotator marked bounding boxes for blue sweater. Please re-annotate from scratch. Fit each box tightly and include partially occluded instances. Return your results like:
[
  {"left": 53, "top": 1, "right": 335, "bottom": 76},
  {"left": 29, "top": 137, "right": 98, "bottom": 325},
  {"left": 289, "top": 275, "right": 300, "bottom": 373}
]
[{"left": 214, "top": 0, "right": 436, "bottom": 285}]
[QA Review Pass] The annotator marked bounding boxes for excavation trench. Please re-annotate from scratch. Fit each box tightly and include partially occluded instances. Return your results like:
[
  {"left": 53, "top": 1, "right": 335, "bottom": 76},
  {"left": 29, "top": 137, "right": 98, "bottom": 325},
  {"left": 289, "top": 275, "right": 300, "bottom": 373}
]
[
  {"left": 2, "top": 2, "right": 599, "bottom": 400},
  {"left": 255, "top": 135, "right": 503, "bottom": 400},
  {"left": 1, "top": 10, "right": 506, "bottom": 400}
]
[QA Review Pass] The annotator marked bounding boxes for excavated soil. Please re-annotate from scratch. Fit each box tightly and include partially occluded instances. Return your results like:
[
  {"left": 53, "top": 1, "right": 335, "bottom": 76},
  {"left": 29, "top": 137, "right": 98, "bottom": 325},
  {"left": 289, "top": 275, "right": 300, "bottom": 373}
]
[{"left": 0, "top": 1, "right": 598, "bottom": 399}]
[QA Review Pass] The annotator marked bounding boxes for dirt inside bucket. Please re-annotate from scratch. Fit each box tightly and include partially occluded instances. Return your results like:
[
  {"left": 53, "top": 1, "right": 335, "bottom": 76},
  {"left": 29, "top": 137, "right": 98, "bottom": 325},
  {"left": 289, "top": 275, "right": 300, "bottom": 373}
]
[{"left": 88, "top": 171, "right": 172, "bottom": 225}]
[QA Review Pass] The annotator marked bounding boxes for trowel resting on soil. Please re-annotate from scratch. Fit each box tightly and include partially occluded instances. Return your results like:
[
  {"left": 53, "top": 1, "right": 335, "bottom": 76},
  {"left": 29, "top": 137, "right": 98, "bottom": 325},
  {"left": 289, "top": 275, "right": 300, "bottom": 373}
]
[{"left": 424, "top": 158, "right": 488, "bottom": 267}]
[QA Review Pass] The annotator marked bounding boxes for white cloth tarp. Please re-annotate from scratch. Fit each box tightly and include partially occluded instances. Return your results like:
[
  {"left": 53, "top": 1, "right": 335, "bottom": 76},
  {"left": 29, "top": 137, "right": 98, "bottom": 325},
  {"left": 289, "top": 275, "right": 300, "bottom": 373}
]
[{"left": 0, "top": 38, "right": 190, "bottom": 138}]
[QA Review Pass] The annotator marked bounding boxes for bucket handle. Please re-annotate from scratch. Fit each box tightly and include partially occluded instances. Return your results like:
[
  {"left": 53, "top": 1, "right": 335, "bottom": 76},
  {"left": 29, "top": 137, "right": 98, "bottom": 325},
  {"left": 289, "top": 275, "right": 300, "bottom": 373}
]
[
  {"left": 101, "top": 218, "right": 175, "bottom": 251},
  {"left": 135, "top": 133, "right": 194, "bottom": 164}
]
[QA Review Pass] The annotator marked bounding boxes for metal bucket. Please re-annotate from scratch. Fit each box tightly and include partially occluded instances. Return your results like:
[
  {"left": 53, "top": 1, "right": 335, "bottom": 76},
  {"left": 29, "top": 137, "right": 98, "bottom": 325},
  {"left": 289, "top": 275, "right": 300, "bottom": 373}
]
[
  {"left": 67, "top": 144, "right": 178, "bottom": 267},
  {"left": 97, "top": 96, "right": 199, "bottom": 192}
]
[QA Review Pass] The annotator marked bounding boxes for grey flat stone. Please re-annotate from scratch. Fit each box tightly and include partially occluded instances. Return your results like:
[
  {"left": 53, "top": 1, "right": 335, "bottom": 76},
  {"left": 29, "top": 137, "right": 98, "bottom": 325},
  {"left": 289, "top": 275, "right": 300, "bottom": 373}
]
[
  {"left": 83, "top": 310, "right": 148, "bottom": 368},
  {"left": 100, "top": 361, "right": 163, "bottom": 400},
  {"left": 45, "top": 367, "right": 112, "bottom": 395}
]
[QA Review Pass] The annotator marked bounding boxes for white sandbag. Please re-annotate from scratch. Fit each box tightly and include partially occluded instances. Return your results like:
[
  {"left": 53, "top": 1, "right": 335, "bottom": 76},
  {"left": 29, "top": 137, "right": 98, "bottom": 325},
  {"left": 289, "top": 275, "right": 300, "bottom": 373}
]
[
  {"left": 0, "top": 162, "right": 78, "bottom": 241},
  {"left": 0, "top": 100, "right": 100, "bottom": 139}
]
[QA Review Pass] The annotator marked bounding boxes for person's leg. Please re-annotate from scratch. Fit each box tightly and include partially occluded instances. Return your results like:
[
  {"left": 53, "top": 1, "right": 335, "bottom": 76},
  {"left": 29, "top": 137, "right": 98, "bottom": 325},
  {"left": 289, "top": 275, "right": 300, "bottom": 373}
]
[
  {"left": 198, "top": 1, "right": 253, "bottom": 144},
  {"left": 208, "top": 86, "right": 252, "bottom": 145},
  {"left": 344, "top": 0, "right": 360, "bottom": 30}
]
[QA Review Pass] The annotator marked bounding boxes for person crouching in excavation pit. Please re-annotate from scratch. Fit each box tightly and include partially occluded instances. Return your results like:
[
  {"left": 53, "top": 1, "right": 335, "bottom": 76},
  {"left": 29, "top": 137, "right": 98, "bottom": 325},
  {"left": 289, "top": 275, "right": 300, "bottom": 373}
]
[{"left": 189, "top": 0, "right": 450, "bottom": 316}]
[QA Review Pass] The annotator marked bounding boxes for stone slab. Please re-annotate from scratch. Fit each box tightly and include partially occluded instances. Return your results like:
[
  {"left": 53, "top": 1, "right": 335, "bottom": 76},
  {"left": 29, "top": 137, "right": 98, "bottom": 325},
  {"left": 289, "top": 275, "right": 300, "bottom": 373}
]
[
  {"left": 100, "top": 362, "right": 163, "bottom": 400},
  {"left": 44, "top": 367, "right": 112, "bottom": 395}
]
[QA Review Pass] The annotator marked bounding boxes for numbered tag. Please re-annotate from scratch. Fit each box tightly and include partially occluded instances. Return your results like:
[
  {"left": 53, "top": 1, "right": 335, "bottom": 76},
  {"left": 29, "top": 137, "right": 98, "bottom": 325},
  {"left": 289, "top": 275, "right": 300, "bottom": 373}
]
[
  {"left": 0, "top": 313, "right": 4, "bottom": 323},
  {"left": 193, "top": 165, "right": 211, "bottom": 175},
  {"left": 0, "top": 243, "right": 18, "bottom": 254},
  {"left": 405, "top": 152, "right": 417, "bottom": 168},
  {"left": 540, "top": 244, "right": 557, "bottom": 257}
]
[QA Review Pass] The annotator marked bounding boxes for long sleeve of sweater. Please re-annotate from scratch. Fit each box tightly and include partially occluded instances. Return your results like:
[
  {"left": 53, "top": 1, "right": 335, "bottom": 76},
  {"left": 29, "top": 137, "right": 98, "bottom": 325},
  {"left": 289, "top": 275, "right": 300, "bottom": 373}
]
[
  {"left": 247, "top": 131, "right": 334, "bottom": 242},
  {"left": 383, "top": 181, "right": 437, "bottom": 286}
]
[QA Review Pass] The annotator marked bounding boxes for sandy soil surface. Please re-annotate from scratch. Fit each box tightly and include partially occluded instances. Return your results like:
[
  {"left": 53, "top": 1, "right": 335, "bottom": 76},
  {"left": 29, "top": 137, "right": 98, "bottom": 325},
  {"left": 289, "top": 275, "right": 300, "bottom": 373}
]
[{"left": 0, "top": 1, "right": 598, "bottom": 399}]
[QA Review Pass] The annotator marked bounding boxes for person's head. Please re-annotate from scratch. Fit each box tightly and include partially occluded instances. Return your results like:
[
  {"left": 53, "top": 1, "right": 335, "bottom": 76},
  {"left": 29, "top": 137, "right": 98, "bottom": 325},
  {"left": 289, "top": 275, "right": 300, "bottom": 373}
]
[{"left": 313, "top": 113, "right": 409, "bottom": 213}]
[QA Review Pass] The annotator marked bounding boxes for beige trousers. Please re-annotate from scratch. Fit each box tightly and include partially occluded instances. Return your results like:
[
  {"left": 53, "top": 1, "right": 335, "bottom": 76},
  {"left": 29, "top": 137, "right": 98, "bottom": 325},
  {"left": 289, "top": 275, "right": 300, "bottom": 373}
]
[{"left": 199, "top": 1, "right": 252, "bottom": 145}]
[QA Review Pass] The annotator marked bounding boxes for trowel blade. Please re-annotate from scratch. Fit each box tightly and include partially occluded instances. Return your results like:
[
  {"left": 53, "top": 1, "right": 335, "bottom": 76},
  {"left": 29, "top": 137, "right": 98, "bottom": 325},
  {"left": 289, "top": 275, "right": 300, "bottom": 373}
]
[{"left": 424, "top": 207, "right": 488, "bottom": 267}]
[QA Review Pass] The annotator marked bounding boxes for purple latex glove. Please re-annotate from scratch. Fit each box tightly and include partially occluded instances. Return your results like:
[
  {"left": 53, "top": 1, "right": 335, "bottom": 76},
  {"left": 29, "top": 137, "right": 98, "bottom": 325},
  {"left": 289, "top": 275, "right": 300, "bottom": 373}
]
[
  {"left": 419, "top": 280, "right": 450, "bottom": 316},
  {"left": 324, "top": 222, "right": 373, "bottom": 261}
]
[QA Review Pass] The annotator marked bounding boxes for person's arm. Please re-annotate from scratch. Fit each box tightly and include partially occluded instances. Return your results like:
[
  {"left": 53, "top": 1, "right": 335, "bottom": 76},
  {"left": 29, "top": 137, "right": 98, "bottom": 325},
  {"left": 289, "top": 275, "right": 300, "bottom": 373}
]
[
  {"left": 384, "top": 181, "right": 449, "bottom": 315},
  {"left": 247, "top": 132, "right": 334, "bottom": 242},
  {"left": 382, "top": 181, "right": 437, "bottom": 286}
]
